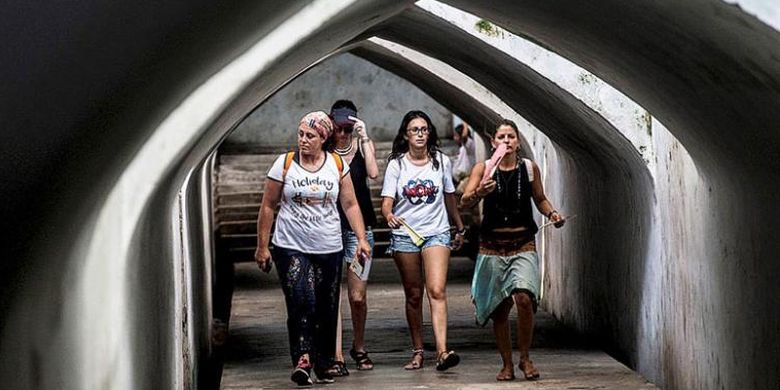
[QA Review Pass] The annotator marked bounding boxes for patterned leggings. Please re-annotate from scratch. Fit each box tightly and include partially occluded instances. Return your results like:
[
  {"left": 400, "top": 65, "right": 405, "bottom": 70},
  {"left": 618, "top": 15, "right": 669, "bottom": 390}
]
[{"left": 273, "top": 246, "right": 343, "bottom": 368}]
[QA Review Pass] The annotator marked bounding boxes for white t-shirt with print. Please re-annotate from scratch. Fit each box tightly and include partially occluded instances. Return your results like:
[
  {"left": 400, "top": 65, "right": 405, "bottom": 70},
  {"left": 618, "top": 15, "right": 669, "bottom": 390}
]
[
  {"left": 268, "top": 152, "right": 350, "bottom": 254},
  {"left": 381, "top": 152, "right": 455, "bottom": 237}
]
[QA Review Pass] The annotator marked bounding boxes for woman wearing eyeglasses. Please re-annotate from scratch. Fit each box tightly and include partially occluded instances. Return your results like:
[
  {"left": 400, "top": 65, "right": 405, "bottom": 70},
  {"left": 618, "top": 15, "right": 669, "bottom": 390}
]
[
  {"left": 380, "top": 110, "right": 465, "bottom": 371},
  {"left": 327, "top": 100, "right": 379, "bottom": 376}
]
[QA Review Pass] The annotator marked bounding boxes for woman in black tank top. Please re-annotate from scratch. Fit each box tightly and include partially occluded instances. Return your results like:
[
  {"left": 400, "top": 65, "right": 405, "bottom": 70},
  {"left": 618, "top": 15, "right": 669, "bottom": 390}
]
[
  {"left": 459, "top": 119, "right": 565, "bottom": 382},
  {"left": 327, "top": 100, "right": 379, "bottom": 375}
]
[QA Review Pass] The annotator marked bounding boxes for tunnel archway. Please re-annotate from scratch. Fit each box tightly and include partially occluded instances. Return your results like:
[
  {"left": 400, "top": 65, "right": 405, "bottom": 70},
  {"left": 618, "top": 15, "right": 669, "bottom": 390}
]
[{"left": 2, "top": 1, "right": 779, "bottom": 389}]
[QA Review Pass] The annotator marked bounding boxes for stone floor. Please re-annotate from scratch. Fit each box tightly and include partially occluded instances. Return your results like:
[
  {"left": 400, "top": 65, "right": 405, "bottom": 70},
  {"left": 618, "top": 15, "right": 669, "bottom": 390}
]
[{"left": 221, "top": 258, "right": 659, "bottom": 389}]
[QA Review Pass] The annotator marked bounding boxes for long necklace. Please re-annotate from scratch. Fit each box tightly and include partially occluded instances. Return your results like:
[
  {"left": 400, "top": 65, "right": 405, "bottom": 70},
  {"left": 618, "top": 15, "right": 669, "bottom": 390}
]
[
  {"left": 495, "top": 161, "right": 522, "bottom": 200},
  {"left": 334, "top": 139, "right": 354, "bottom": 156}
]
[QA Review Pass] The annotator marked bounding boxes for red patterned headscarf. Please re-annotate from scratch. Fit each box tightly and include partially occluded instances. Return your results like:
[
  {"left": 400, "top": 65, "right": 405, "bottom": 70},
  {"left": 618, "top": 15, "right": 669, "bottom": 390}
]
[{"left": 299, "top": 111, "right": 334, "bottom": 140}]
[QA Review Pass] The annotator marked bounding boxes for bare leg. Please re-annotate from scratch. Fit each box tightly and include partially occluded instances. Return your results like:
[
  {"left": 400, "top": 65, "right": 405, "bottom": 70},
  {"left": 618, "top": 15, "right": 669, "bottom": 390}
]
[
  {"left": 514, "top": 291, "right": 539, "bottom": 380},
  {"left": 346, "top": 270, "right": 372, "bottom": 369},
  {"left": 491, "top": 298, "right": 515, "bottom": 380},
  {"left": 421, "top": 245, "right": 450, "bottom": 355},
  {"left": 394, "top": 252, "right": 425, "bottom": 369}
]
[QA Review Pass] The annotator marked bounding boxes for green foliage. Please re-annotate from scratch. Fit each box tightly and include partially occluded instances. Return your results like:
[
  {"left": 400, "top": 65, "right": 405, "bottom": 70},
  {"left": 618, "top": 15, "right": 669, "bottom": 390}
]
[{"left": 475, "top": 19, "right": 504, "bottom": 38}]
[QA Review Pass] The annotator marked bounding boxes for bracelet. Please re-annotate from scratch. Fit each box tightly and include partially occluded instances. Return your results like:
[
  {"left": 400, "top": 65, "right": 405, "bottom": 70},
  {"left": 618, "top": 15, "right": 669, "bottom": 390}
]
[
  {"left": 455, "top": 227, "right": 467, "bottom": 236},
  {"left": 546, "top": 210, "right": 558, "bottom": 218}
]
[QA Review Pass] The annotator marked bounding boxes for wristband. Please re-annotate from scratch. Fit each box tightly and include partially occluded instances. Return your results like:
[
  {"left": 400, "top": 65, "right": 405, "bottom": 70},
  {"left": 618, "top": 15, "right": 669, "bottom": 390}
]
[{"left": 455, "top": 227, "right": 467, "bottom": 236}]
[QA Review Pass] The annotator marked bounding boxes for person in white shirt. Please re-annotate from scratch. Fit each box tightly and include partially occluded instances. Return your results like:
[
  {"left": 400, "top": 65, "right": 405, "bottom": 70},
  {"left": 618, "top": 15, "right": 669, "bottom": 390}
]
[
  {"left": 254, "top": 111, "right": 371, "bottom": 386},
  {"left": 380, "top": 110, "right": 466, "bottom": 372}
]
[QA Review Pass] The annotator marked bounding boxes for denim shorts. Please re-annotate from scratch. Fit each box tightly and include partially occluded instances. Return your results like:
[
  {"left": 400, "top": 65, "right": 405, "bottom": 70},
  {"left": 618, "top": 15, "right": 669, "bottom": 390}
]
[
  {"left": 342, "top": 228, "right": 375, "bottom": 263},
  {"left": 387, "top": 231, "right": 451, "bottom": 254}
]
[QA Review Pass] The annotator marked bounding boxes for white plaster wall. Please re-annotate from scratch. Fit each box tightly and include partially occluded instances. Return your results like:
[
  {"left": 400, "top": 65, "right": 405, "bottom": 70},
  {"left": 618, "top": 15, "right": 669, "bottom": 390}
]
[
  {"left": 417, "top": 0, "right": 657, "bottom": 172},
  {"left": 424, "top": 1, "right": 780, "bottom": 389}
]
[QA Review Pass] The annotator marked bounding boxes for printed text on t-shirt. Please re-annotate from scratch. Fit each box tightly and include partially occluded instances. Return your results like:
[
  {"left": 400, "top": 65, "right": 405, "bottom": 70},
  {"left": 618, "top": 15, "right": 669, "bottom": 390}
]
[{"left": 402, "top": 179, "right": 439, "bottom": 205}]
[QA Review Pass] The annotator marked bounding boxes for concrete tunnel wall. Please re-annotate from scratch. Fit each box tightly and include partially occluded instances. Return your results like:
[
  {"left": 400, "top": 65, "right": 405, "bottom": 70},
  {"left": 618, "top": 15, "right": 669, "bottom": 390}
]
[
  {"left": 0, "top": 1, "right": 417, "bottom": 388},
  {"left": 435, "top": 1, "right": 780, "bottom": 389},
  {"left": 1, "top": 1, "right": 779, "bottom": 390}
]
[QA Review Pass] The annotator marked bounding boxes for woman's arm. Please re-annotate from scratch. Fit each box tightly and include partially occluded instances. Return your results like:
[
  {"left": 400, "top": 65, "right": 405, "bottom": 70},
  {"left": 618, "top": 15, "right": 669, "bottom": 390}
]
[
  {"left": 360, "top": 139, "right": 379, "bottom": 180},
  {"left": 459, "top": 162, "right": 495, "bottom": 209},
  {"left": 255, "top": 178, "right": 283, "bottom": 272},
  {"left": 339, "top": 174, "right": 366, "bottom": 239},
  {"left": 445, "top": 193, "right": 465, "bottom": 232},
  {"left": 530, "top": 161, "right": 564, "bottom": 227},
  {"left": 381, "top": 196, "right": 404, "bottom": 229},
  {"left": 352, "top": 116, "right": 379, "bottom": 180},
  {"left": 445, "top": 192, "right": 465, "bottom": 250},
  {"left": 340, "top": 174, "right": 372, "bottom": 260}
]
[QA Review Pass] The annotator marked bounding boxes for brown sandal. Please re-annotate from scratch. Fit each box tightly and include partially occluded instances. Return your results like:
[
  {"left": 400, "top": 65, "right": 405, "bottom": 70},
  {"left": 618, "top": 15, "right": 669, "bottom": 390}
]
[{"left": 404, "top": 348, "right": 424, "bottom": 370}]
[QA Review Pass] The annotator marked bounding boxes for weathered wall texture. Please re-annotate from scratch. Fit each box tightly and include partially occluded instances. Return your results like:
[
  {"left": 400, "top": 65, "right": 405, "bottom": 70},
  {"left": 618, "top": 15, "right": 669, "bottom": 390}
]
[
  {"left": 436, "top": 1, "right": 780, "bottom": 389},
  {"left": 2, "top": 1, "right": 780, "bottom": 390},
  {"left": 225, "top": 53, "right": 452, "bottom": 147},
  {"left": 0, "top": 1, "right": 417, "bottom": 389}
]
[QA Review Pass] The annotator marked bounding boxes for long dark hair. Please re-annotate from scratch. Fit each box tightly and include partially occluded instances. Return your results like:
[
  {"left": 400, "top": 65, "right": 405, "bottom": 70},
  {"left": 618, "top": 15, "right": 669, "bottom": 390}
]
[{"left": 388, "top": 110, "right": 442, "bottom": 170}]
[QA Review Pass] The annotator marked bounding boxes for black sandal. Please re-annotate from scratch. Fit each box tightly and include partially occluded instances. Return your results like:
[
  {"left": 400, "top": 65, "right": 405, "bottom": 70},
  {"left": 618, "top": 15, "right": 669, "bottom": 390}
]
[
  {"left": 327, "top": 361, "right": 349, "bottom": 377},
  {"left": 349, "top": 348, "right": 374, "bottom": 371},
  {"left": 435, "top": 350, "right": 460, "bottom": 371}
]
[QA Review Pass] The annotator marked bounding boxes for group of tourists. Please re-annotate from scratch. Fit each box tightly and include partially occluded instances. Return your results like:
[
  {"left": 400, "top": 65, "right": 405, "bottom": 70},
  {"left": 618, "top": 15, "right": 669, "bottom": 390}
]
[{"left": 254, "top": 101, "right": 565, "bottom": 386}]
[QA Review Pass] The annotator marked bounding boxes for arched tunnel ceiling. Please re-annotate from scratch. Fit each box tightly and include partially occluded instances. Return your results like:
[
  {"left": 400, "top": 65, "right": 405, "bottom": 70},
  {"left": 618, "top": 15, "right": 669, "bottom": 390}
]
[
  {"left": 344, "top": 41, "right": 535, "bottom": 158},
  {"left": 0, "top": 0, "right": 416, "bottom": 301},
  {"left": 361, "top": 5, "right": 651, "bottom": 180},
  {"left": 441, "top": 0, "right": 780, "bottom": 179}
]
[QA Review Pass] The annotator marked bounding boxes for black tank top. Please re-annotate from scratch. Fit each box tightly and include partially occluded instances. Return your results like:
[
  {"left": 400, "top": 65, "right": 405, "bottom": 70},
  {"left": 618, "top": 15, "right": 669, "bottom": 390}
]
[
  {"left": 338, "top": 147, "right": 377, "bottom": 230},
  {"left": 480, "top": 160, "right": 538, "bottom": 235}
]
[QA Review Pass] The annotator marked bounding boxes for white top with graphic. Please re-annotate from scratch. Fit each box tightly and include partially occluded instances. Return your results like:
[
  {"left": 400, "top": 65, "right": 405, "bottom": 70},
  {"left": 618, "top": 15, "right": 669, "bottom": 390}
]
[
  {"left": 381, "top": 152, "right": 455, "bottom": 237},
  {"left": 268, "top": 153, "right": 350, "bottom": 254}
]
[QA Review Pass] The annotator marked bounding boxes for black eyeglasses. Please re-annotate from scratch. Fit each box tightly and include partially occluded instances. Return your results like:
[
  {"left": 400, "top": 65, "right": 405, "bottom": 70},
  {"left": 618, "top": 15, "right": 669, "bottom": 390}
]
[{"left": 407, "top": 126, "right": 429, "bottom": 135}]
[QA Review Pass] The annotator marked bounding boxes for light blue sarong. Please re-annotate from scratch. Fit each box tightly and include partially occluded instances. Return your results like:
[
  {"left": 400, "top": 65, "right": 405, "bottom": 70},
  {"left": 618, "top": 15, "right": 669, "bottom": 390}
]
[{"left": 470, "top": 251, "right": 540, "bottom": 326}]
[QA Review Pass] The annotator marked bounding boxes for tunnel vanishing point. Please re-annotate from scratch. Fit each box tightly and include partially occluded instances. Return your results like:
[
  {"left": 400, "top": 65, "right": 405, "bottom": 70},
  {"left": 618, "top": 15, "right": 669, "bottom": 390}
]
[{"left": 1, "top": 1, "right": 779, "bottom": 389}]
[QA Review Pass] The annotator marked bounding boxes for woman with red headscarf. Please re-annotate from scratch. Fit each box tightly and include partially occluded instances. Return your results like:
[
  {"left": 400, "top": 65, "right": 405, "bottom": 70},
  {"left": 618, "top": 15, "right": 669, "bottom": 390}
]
[{"left": 255, "top": 111, "right": 371, "bottom": 386}]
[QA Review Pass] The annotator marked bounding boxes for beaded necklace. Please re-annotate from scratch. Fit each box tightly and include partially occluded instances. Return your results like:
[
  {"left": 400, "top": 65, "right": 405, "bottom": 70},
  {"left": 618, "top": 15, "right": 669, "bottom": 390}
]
[
  {"left": 494, "top": 159, "right": 522, "bottom": 201},
  {"left": 334, "top": 139, "right": 354, "bottom": 156}
]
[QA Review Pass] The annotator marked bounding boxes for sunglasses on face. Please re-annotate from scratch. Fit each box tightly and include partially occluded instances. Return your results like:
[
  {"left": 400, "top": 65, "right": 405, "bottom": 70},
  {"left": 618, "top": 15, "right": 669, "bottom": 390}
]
[
  {"left": 335, "top": 126, "right": 353, "bottom": 134},
  {"left": 407, "top": 126, "right": 429, "bottom": 135}
]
